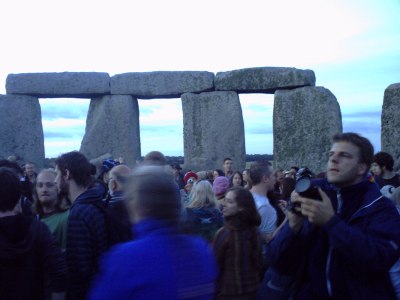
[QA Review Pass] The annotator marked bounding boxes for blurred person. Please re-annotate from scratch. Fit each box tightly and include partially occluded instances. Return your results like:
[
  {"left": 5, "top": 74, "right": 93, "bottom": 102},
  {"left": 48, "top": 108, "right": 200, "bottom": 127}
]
[
  {"left": 213, "top": 187, "right": 263, "bottom": 300},
  {"left": 223, "top": 158, "right": 234, "bottom": 178},
  {"left": 97, "top": 159, "right": 120, "bottom": 198},
  {"left": 182, "top": 180, "right": 223, "bottom": 242},
  {"left": 0, "top": 159, "right": 33, "bottom": 215},
  {"left": 143, "top": 150, "right": 167, "bottom": 165},
  {"left": 213, "top": 169, "right": 225, "bottom": 181},
  {"left": 32, "top": 169, "right": 70, "bottom": 252},
  {"left": 24, "top": 162, "right": 37, "bottom": 184},
  {"left": 0, "top": 167, "right": 67, "bottom": 300},
  {"left": 213, "top": 176, "right": 230, "bottom": 208},
  {"left": 89, "top": 165, "right": 218, "bottom": 300},
  {"left": 390, "top": 187, "right": 400, "bottom": 299},
  {"left": 267, "top": 132, "right": 400, "bottom": 299},
  {"left": 249, "top": 162, "right": 277, "bottom": 244},
  {"left": 197, "top": 170, "right": 208, "bottom": 181},
  {"left": 229, "top": 171, "right": 244, "bottom": 187},
  {"left": 171, "top": 164, "right": 185, "bottom": 189},
  {"left": 104, "top": 164, "right": 132, "bottom": 243},
  {"left": 371, "top": 151, "right": 400, "bottom": 199},
  {"left": 242, "top": 168, "right": 252, "bottom": 189},
  {"left": 273, "top": 169, "right": 284, "bottom": 200},
  {"left": 54, "top": 151, "right": 107, "bottom": 300}
]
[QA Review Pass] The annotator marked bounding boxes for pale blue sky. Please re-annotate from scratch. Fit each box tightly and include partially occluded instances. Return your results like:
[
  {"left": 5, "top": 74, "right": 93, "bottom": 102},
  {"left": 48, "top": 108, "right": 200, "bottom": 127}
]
[{"left": 0, "top": 0, "right": 399, "bottom": 158}]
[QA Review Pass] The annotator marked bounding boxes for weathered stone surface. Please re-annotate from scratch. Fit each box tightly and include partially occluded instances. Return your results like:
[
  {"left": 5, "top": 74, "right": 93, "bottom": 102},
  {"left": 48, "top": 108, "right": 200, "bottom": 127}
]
[
  {"left": 0, "top": 95, "right": 45, "bottom": 167},
  {"left": 273, "top": 86, "right": 342, "bottom": 173},
  {"left": 382, "top": 83, "right": 400, "bottom": 170},
  {"left": 80, "top": 95, "right": 140, "bottom": 167},
  {"left": 215, "top": 67, "right": 315, "bottom": 94},
  {"left": 6, "top": 72, "right": 110, "bottom": 98},
  {"left": 182, "top": 91, "right": 245, "bottom": 171},
  {"left": 111, "top": 71, "right": 214, "bottom": 99}
]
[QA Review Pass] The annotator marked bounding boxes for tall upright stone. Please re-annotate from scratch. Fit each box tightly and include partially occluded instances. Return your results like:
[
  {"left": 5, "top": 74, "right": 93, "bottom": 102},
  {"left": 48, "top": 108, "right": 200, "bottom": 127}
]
[
  {"left": 273, "top": 86, "right": 342, "bottom": 173},
  {"left": 0, "top": 95, "right": 45, "bottom": 166},
  {"left": 182, "top": 91, "right": 245, "bottom": 171},
  {"left": 382, "top": 83, "right": 400, "bottom": 169},
  {"left": 80, "top": 95, "right": 140, "bottom": 167}
]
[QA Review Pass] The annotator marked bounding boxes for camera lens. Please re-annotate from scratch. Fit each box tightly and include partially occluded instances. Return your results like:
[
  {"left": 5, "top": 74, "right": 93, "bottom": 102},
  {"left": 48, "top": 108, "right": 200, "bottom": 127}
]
[{"left": 295, "top": 177, "right": 311, "bottom": 193}]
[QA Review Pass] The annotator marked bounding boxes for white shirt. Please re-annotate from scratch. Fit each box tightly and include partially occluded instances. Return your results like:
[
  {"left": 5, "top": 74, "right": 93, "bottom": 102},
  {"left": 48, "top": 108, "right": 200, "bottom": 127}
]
[{"left": 251, "top": 192, "right": 277, "bottom": 235}]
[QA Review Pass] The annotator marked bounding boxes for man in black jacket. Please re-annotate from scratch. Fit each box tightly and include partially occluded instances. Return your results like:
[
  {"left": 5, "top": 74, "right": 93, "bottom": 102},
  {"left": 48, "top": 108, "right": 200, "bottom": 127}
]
[
  {"left": 55, "top": 151, "right": 107, "bottom": 300},
  {"left": 0, "top": 167, "right": 67, "bottom": 300}
]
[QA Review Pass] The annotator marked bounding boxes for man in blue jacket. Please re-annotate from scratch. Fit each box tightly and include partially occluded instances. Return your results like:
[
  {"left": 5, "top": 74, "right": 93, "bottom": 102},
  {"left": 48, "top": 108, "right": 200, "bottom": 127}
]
[
  {"left": 267, "top": 132, "right": 400, "bottom": 299},
  {"left": 89, "top": 164, "right": 218, "bottom": 300}
]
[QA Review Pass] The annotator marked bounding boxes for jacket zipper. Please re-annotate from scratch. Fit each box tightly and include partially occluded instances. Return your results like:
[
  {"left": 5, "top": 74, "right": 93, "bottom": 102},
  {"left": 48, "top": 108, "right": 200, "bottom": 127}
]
[{"left": 325, "top": 193, "right": 382, "bottom": 297}]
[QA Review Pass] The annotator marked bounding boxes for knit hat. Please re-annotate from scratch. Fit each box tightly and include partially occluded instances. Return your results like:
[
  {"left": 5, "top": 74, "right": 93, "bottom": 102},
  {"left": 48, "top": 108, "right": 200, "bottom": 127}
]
[
  {"left": 184, "top": 171, "right": 198, "bottom": 184},
  {"left": 213, "top": 176, "right": 229, "bottom": 198},
  {"left": 101, "top": 159, "right": 120, "bottom": 173}
]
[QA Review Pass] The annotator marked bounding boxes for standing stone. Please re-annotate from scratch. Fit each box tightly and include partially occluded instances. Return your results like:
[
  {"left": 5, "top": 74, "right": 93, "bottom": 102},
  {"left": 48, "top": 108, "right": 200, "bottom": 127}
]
[
  {"left": 182, "top": 91, "right": 245, "bottom": 171},
  {"left": 111, "top": 71, "right": 214, "bottom": 99},
  {"left": 0, "top": 95, "right": 45, "bottom": 167},
  {"left": 273, "top": 86, "right": 342, "bottom": 173},
  {"left": 382, "top": 83, "right": 400, "bottom": 170},
  {"left": 80, "top": 95, "right": 140, "bottom": 167},
  {"left": 6, "top": 72, "right": 110, "bottom": 98},
  {"left": 215, "top": 67, "right": 316, "bottom": 94}
]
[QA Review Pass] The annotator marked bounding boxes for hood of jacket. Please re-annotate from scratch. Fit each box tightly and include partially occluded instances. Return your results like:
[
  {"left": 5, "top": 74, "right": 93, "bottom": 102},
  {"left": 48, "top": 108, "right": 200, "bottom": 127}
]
[{"left": 0, "top": 214, "right": 35, "bottom": 262}]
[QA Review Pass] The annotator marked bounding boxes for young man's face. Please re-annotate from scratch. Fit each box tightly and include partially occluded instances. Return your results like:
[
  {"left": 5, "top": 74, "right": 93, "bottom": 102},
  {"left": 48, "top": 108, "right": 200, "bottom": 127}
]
[
  {"left": 370, "top": 162, "right": 382, "bottom": 176},
  {"left": 55, "top": 166, "right": 69, "bottom": 195},
  {"left": 223, "top": 160, "right": 233, "bottom": 173},
  {"left": 36, "top": 172, "right": 58, "bottom": 208},
  {"left": 326, "top": 141, "right": 366, "bottom": 188},
  {"left": 25, "top": 164, "right": 35, "bottom": 177}
]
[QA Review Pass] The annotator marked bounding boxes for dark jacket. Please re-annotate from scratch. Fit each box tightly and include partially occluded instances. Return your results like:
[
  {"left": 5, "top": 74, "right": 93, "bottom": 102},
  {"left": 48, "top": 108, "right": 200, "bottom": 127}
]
[
  {"left": 0, "top": 214, "right": 67, "bottom": 300},
  {"left": 66, "top": 185, "right": 108, "bottom": 300},
  {"left": 267, "top": 177, "right": 400, "bottom": 300},
  {"left": 183, "top": 207, "right": 223, "bottom": 242}
]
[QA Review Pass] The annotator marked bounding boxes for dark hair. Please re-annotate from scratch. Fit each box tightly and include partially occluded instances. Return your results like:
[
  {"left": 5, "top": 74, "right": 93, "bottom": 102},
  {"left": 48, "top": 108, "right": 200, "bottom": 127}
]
[
  {"left": 226, "top": 186, "right": 261, "bottom": 227},
  {"left": 229, "top": 171, "right": 244, "bottom": 187},
  {"left": 249, "top": 161, "right": 272, "bottom": 185},
  {"left": 32, "top": 169, "right": 70, "bottom": 216},
  {"left": 332, "top": 132, "right": 374, "bottom": 170},
  {"left": 214, "top": 169, "right": 224, "bottom": 177},
  {"left": 0, "top": 167, "right": 22, "bottom": 212},
  {"left": 280, "top": 177, "right": 296, "bottom": 200},
  {"left": 223, "top": 157, "right": 232, "bottom": 163},
  {"left": 0, "top": 159, "right": 23, "bottom": 176},
  {"left": 55, "top": 151, "right": 92, "bottom": 188},
  {"left": 144, "top": 151, "right": 167, "bottom": 165},
  {"left": 290, "top": 166, "right": 299, "bottom": 172},
  {"left": 126, "top": 166, "right": 180, "bottom": 224},
  {"left": 373, "top": 151, "right": 394, "bottom": 172}
]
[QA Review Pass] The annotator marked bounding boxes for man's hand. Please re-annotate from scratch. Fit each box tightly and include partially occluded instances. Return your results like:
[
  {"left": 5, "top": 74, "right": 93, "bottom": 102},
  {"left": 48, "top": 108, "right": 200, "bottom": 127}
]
[
  {"left": 287, "top": 191, "right": 305, "bottom": 233},
  {"left": 298, "top": 188, "right": 334, "bottom": 226}
]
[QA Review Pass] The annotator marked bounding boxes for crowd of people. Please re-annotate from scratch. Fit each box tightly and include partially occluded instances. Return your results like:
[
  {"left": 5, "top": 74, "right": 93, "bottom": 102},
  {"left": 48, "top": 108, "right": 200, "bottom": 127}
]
[{"left": 1, "top": 132, "right": 400, "bottom": 300}]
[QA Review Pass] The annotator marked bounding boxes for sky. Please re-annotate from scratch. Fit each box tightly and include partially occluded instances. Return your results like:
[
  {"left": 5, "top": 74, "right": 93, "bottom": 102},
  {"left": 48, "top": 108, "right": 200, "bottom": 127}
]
[{"left": 0, "top": 0, "right": 399, "bottom": 158}]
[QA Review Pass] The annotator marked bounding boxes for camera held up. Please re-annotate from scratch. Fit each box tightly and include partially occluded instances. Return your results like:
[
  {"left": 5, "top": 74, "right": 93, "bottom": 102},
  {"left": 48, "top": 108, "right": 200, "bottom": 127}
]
[{"left": 288, "top": 167, "right": 322, "bottom": 214}]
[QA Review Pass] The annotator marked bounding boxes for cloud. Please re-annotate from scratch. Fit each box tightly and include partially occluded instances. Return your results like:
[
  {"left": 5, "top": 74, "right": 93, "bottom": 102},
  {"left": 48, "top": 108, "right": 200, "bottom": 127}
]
[
  {"left": 44, "top": 132, "right": 74, "bottom": 139},
  {"left": 39, "top": 98, "right": 90, "bottom": 120},
  {"left": 342, "top": 110, "right": 381, "bottom": 119}
]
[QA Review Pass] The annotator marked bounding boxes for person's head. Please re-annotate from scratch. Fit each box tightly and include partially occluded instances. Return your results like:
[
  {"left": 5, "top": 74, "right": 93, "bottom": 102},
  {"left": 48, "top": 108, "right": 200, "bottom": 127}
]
[
  {"left": 99, "top": 159, "right": 120, "bottom": 184},
  {"left": 196, "top": 171, "right": 208, "bottom": 181},
  {"left": 170, "top": 164, "right": 182, "bottom": 176},
  {"left": 229, "top": 171, "right": 243, "bottom": 187},
  {"left": 213, "top": 176, "right": 230, "bottom": 200},
  {"left": 0, "top": 160, "right": 24, "bottom": 177},
  {"left": 223, "top": 158, "right": 233, "bottom": 174},
  {"left": 32, "top": 169, "right": 68, "bottom": 216},
  {"left": 213, "top": 169, "right": 224, "bottom": 180},
  {"left": 280, "top": 177, "right": 296, "bottom": 200},
  {"left": 188, "top": 180, "right": 218, "bottom": 209},
  {"left": 0, "top": 167, "right": 22, "bottom": 213},
  {"left": 371, "top": 152, "right": 394, "bottom": 176},
  {"left": 143, "top": 151, "right": 167, "bottom": 165},
  {"left": 327, "top": 132, "right": 374, "bottom": 188},
  {"left": 183, "top": 171, "right": 198, "bottom": 193},
  {"left": 108, "top": 164, "right": 131, "bottom": 196},
  {"left": 24, "top": 162, "right": 36, "bottom": 177},
  {"left": 249, "top": 162, "right": 275, "bottom": 191},
  {"left": 54, "top": 151, "right": 93, "bottom": 193},
  {"left": 124, "top": 165, "right": 181, "bottom": 225},
  {"left": 275, "top": 169, "right": 285, "bottom": 184},
  {"left": 222, "top": 186, "right": 261, "bottom": 227}
]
